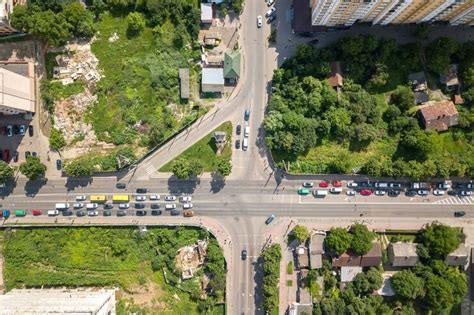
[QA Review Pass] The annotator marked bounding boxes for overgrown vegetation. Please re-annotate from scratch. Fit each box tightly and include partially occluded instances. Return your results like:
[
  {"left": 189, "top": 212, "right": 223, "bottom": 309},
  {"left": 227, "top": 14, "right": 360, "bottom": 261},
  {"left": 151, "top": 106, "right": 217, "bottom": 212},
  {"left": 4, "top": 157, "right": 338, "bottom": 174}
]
[
  {"left": 324, "top": 224, "right": 375, "bottom": 256},
  {"left": 4, "top": 227, "right": 226, "bottom": 314},
  {"left": 266, "top": 35, "right": 474, "bottom": 178},
  {"left": 261, "top": 244, "right": 281, "bottom": 314}
]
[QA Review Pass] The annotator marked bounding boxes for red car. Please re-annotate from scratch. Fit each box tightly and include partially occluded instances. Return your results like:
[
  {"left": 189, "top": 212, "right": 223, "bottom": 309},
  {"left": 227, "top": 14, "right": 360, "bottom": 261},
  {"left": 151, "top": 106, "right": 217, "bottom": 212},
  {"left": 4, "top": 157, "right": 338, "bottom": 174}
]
[
  {"left": 3, "top": 149, "right": 10, "bottom": 162},
  {"left": 319, "top": 181, "right": 329, "bottom": 188},
  {"left": 360, "top": 189, "right": 373, "bottom": 196},
  {"left": 332, "top": 180, "right": 342, "bottom": 187},
  {"left": 32, "top": 209, "right": 43, "bottom": 216}
]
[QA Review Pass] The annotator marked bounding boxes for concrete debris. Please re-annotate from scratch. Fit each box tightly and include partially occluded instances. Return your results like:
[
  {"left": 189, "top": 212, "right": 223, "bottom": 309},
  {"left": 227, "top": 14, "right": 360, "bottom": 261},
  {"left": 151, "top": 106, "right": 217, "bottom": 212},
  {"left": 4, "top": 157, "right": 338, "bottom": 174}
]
[
  {"left": 52, "top": 48, "right": 101, "bottom": 84},
  {"left": 108, "top": 32, "right": 119, "bottom": 43},
  {"left": 175, "top": 240, "right": 208, "bottom": 280}
]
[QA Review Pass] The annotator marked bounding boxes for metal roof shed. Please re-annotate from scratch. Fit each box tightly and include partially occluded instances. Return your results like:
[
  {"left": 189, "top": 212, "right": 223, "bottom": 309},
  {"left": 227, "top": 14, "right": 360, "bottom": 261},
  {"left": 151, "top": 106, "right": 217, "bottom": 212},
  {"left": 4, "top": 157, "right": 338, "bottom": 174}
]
[{"left": 202, "top": 68, "right": 224, "bottom": 93}]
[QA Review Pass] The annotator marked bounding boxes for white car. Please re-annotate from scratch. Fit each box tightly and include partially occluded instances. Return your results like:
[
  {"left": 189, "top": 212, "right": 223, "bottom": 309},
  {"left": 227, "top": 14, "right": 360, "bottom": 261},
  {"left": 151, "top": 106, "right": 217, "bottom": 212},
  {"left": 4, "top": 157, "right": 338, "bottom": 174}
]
[
  {"left": 86, "top": 203, "right": 98, "bottom": 210},
  {"left": 266, "top": 0, "right": 275, "bottom": 6},
  {"left": 257, "top": 15, "right": 263, "bottom": 28},
  {"left": 374, "top": 190, "right": 385, "bottom": 196},
  {"left": 460, "top": 191, "right": 472, "bottom": 196},
  {"left": 87, "top": 210, "right": 99, "bottom": 216},
  {"left": 136, "top": 195, "right": 146, "bottom": 201},
  {"left": 183, "top": 203, "right": 193, "bottom": 209},
  {"left": 48, "top": 210, "right": 59, "bottom": 216},
  {"left": 73, "top": 203, "right": 84, "bottom": 209},
  {"left": 149, "top": 195, "right": 160, "bottom": 200},
  {"left": 76, "top": 195, "right": 87, "bottom": 201},
  {"left": 418, "top": 190, "right": 429, "bottom": 196},
  {"left": 165, "top": 204, "right": 177, "bottom": 210},
  {"left": 468, "top": 183, "right": 474, "bottom": 189},
  {"left": 438, "top": 182, "right": 450, "bottom": 189},
  {"left": 346, "top": 191, "right": 356, "bottom": 196},
  {"left": 119, "top": 203, "right": 130, "bottom": 209},
  {"left": 265, "top": 7, "right": 276, "bottom": 17},
  {"left": 347, "top": 182, "right": 358, "bottom": 188},
  {"left": 433, "top": 190, "right": 445, "bottom": 196},
  {"left": 180, "top": 196, "right": 192, "bottom": 203},
  {"left": 165, "top": 195, "right": 177, "bottom": 201}
]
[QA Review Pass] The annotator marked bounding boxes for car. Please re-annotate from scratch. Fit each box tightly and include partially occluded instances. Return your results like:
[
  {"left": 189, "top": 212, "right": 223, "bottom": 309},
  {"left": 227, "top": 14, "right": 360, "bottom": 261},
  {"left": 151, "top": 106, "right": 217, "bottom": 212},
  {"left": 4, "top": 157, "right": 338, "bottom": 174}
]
[
  {"left": 48, "top": 210, "right": 59, "bottom": 216},
  {"left": 73, "top": 203, "right": 84, "bottom": 209},
  {"left": 116, "top": 183, "right": 126, "bottom": 189},
  {"left": 460, "top": 191, "right": 472, "bottom": 196},
  {"left": 454, "top": 211, "right": 466, "bottom": 217},
  {"left": 56, "top": 159, "right": 62, "bottom": 170},
  {"left": 135, "top": 203, "right": 145, "bottom": 209},
  {"left": 183, "top": 210, "right": 194, "bottom": 217},
  {"left": 236, "top": 124, "right": 241, "bottom": 135},
  {"left": 388, "top": 190, "right": 400, "bottom": 197},
  {"left": 244, "top": 126, "right": 250, "bottom": 137},
  {"left": 265, "top": 7, "right": 276, "bottom": 17},
  {"left": 183, "top": 203, "right": 193, "bottom": 209},
  {"left": 135, "top": 195, "right": 146, "bottom": 201},
  {"left": 103, "top": 203, "right": 114, "bottom": 209},
  {"left": 332, "top": 181, "right": 342, "bottom": 187},
  {"left": 76, "top": 210, "right": 86, "bottom": 217},
  {"left": 151, "top": 204, "right": 160, "bottom": 209},
  {"left": 266, "top": 0, "right": 275, "bottom": 6},
  {"left": 165, "top": 204, "right": 177, "bottom": 210},
  {"left": 19, "top": 125, "right": 25, "bottom": 136},
  {"left": 28, "top": 125, "right": 33, "bottom": 137},
  {"left": 405, "top": 190, "right": 417, "bottom": 197},
  {"left": 25, "top": 151, "right": 31, "bottom": 158},
  {"left": 119, "top": 203, "right": 130, "bottom": 209},
  {"left": 88, "top": 210, "right": 99, "bottom": 216},
  {"left": 76, "top": 195, "right": 87, "bottom": 201},
  {"left": 62, "top": 210, "right": 73, "bottom": 216},
  {"left": 417, "top": 190, "right": 429, "bottom": 196},
  {"left": 453, "top": 183, "right": 464, "bottom": 189},
  {"left": 448, "top": 190, "right": 457, "bottom": 196},
  {"left": 103, "top": 210, "right": 112, "bottom": 216},
  {"left": 346, "top": 190, "right": 356, "bottom": 196},
  {"left": 6, "top": 125, "right": 12, "bottom": 137},
  {"left": 265, "top": 214, "right": 275, "bottom": 225},
  {"left": 241, "top": 249, "right": 247, "bottom": 260},
  {"left": 32, "top": 209, "right": 43, "bottom": 216},
  {"left": 235, "top": 139, "right": 241, "bottom": 149},
  {"left": 32, "top": 152, "right": 37, "bottom": 157},
  {"left": 136, "top": 188, "right": 147, "bottom": 194},
  {"left": 347, "top": 182, "right": 358, "bottom": 188},
  {"left": 329, "top": 187, "right": 342, "bottom": 194},
  {"left": 150, "top": 195, "right": 160, "bottom": 201},
  {"left": 267, "top": 14, "right": 276, "bottom": 23},
  {"left": 12, "top": 151, "right": 18, "bottom": 162},
  {"left": 374, "top": 182, "right": 388, "bottom": 188},
  {"left": 117, "top": 210, "right": 127, "bottom": 217},
  {"left": 165, "top": 195, "right": 177, "bottom": 201},
  {"left": 468, "top": 183, "right": 474, "bottom": 189},
  {"left": 136, "top": 210, "right": 147, "bottom": 216},
  {"left": 151, "top": 210, "right": 162, "bottom": 216},
  {"left": 438, "top": 182, "right": 450, "bottom": 189},
  {"left": 244, "top": 109, "right": 250, "bottom": 121},
  {"left": 374, "top": 190, "right": 386, "bottom": 196},
  {"left": 433, "top": 190, "right": 445, "bottom": 196},
  {"left": 359, "top": 182, "right": 372, "bottom": 188},
  {"left": 319, "top": 181, "right": 329, "bottom": 188},
  {"left": 170, "top": 209, "right": 180, "bottom": 216},
  {"left": 3, "top": 149, "right": 10, "bottom": 162},
  {"left": 257, "top": 15, "right": 263, "bottom": 27},
  {"left": 298, "top": 188, "right": 311, "bottom": 195},
  {"left": 86, "top": 203, "right": 98, "bottom": 210},
  {"left": 360, "top": 189, "right": 373, "bottom": 196},
  {"left": 303, "top": 182, "right": 314, "bottom": 188},
  {"left": 389, "top": 183, "right": 402, "bottom": 188},
  {"left": 180, "top": 196, "right": 192, "bottom": 203}
]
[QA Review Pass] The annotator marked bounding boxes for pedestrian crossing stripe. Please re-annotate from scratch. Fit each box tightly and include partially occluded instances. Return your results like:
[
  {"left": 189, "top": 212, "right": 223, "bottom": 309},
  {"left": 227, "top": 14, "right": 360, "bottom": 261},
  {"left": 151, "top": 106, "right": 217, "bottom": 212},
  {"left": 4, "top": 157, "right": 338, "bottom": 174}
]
[
  {"left": 145, "top": 165, "right": 156, "bottom": 175},
  {"left": 434, "top": 196, "right": 474, "bottom": 205}
]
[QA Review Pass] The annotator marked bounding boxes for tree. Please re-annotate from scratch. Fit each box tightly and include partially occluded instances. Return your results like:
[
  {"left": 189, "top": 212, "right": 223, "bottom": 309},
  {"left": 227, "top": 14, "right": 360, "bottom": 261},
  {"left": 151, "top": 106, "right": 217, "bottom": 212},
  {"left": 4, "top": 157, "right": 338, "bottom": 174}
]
[
  {"left": 351, "top": 267, "right": 383, "bottom": 295},
  {"left": 62, "top": 2, "right": 95, "bottom": 38},
  {"left": 351, "top": 223, "right": 375, "bottom": 255},
  {"left": 325, "top": 227, "right": 352, "bottom": 255},
  {"left": 49, "top": 127, "right": 66, "bottom": 150},
  {"left": 292, "top": 225, "right": 310, "bottom": 243},
  {"left": 391, "top": 270, "right": 425, "bottom": 300},
  {"left": 19, "top": 157, "right": 47, "bottom": 180},
  {"left": 127, "top": 12, "right": 145, "bottom": 35},
  {"left": 0, "top": 160, "right": 14, "bottom": 184},
  {"left": 189, "top": 160, "right": 203, "bottom": 177},
  {"left": 29, "top": 10, "right": 72, "bottom": 46},
  {"left": 426, "top": 37, "right": 459, "bottom": 75},
  {"left": 390, "top": 86, "right": 415, "bottom": 112},
  {"left": 172, "top": 158, "right": 191, "bottom": 179},
  {"left": 424, "top": 274, "right": 455, "bottom": 311},
  {"left": 214, "top": 158, "right": 232, "bottom": 177},
  {"left": 419, "top": 222, "right": 461, "bottom": 259},
  {"left": 262, "top": 244, "right": 282, "bottom": 313},
  {"left": 63, "top": 158, "right": 95, "bottom": 177}
]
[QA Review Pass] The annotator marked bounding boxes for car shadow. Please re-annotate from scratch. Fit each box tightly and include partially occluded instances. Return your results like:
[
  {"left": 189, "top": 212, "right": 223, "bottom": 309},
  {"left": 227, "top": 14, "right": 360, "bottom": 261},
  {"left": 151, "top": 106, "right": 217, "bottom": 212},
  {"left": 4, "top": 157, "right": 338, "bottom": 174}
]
[
  {"left": 167, "top": 176, "right": 199, "bottom": 195},
  {"left": 65, "top": 177, "right": 93, "bottom": 192},
  {"left": 24, "top": 178, "right": 48, "bottom": 197},
  {"left": 210, "top": 173, "right": 226, "bottom": 194}
]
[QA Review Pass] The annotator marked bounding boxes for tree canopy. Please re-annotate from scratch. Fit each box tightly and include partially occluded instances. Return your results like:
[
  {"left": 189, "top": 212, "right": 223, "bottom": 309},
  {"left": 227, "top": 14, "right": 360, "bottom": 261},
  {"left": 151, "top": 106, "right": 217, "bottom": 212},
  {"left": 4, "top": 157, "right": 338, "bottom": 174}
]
[
  {"left": 172, "top": 158, "right": 203, "bottom": 179},
  {"left": 0, "top": 161, "right": 14, "bottom": 184},
  {"left": 350, "top": 223, "right": 376, "bottom": 255},
  {"left": 19, "top": 157, "right": 47, "bottom": 180},
  {"left": 418, "top": 222, "right": 461, "bottom": 259},
  {"left": 291, "top": 225, "right": 310, "bottom": 243},
  {"left": 391, "top": 269, "right": 425, "bottom": 300},
  {"left": 325, "top": 227, "right": 352, "bottom": 255},
  {"left": 261, "top": 244, "right": 281, "bottom": 313}
]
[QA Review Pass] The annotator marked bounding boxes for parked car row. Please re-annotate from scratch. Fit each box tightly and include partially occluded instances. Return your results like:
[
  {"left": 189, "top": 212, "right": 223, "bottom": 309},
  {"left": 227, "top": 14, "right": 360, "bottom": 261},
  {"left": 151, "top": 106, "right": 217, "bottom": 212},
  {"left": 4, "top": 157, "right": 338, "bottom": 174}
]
[
  {"left": 1, "top": 124, "right": 34, "bottom": 137},
  {"left": 0, "top": 208, "right": 194, "bottom": 218},
  {"left": 0, "top": 149, "right": 38, "bottom": 163}
]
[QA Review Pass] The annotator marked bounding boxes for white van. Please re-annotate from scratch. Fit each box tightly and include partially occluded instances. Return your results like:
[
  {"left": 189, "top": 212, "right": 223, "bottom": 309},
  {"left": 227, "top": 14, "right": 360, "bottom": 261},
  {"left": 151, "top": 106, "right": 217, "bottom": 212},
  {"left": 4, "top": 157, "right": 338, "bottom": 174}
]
[
  {"left": 244, "top": 126, "right": 250, "bottom": 137},
  {"left": 242, "top": 138, "right": 248, "bottom": 151},
  {"left": 329, "top": 187, "right": 343, "bottom": 194},
  {"left": 48, "top": 210, "right": 59, "bottom": 216},
  {"left": 86, "top": 203, "right": 98, "bottom": 210},
  {"left": 313, "top": 190, "right": 328, "bottom": 198},
  {"left": 55, "top": 203, "right": 70, "bottom": 210}
]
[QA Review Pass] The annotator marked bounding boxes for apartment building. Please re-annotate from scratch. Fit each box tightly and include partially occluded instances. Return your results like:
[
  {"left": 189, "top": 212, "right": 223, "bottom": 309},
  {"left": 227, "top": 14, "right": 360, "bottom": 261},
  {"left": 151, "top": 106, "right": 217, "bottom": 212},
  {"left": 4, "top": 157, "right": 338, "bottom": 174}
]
[{"left": 310, "top": 0, "right": 474, "bottom": 26}]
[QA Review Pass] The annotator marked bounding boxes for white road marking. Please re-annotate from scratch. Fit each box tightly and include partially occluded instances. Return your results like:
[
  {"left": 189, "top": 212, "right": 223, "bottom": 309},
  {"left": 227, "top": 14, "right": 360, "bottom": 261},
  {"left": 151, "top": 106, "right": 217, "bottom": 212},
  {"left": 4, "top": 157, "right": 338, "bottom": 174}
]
[
  {"left": 434, "top": 196, "right": 474, "bottom": 205},
  {"left": 145, "top": 165, "right": 156, "bottom": 175}
]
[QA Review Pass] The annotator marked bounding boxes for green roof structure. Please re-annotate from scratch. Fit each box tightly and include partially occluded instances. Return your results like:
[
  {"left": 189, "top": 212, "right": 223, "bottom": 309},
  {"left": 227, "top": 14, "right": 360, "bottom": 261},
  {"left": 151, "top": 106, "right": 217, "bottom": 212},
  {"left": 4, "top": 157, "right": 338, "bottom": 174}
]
[{"left": 224, "top": 51, "right": 240, "bottom": 80}]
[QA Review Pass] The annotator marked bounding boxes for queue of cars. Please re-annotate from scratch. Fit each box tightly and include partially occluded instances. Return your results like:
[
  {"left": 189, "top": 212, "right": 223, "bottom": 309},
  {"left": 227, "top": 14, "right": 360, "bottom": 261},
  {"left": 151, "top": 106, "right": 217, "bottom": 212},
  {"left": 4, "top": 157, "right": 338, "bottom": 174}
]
[{"left": 257, "top": 0, "right": 277, "bottom": 28}]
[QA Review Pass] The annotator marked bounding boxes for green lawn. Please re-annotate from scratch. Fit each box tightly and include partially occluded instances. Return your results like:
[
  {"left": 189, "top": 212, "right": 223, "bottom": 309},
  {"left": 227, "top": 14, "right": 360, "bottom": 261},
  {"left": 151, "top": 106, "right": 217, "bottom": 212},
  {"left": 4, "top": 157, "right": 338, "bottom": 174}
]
[{"left": 160, "top": 121, "right": 233, "bottom": 172}]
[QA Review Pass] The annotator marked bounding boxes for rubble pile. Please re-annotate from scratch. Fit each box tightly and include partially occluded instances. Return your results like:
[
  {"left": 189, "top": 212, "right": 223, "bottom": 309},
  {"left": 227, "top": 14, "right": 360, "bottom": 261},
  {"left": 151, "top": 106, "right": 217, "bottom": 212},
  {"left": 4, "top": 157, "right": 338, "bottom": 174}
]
[
  {"left": 175, "top": 240, "right": 208, "bottom": 280},
  {"left": 53, "top": 45, "right": 101, "bottom": 86}
]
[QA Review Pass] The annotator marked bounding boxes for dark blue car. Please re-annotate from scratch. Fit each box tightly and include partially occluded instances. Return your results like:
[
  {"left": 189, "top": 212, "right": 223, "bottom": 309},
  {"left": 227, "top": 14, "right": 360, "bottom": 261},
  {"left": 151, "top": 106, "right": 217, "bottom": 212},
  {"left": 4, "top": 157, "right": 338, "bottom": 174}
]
[{"left": 56, "top": 159, "right": 62, "bottom": 170}]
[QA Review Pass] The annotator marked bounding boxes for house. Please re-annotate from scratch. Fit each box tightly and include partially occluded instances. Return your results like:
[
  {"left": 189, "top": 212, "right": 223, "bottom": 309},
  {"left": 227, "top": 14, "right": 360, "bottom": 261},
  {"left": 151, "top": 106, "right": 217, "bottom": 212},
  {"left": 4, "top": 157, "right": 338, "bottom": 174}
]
[
  {"left": 206, "top": 55, "right": 224, "bottom": 67},
  {"left": 388, "top": 242, "right": 419, "bottom": 267},
  {"left": 296, "top": 246, "right": 310, "bottom": 270},
  {"left": 201, "top": 68, "right": 224, "bottom": 93},
  {"left": 445, "top": 243, "right": 469, "bottom": 267},
  {"left": 332, "top": 250, "right": 362, "bottom": 267},
  {"left": 201, "top": 2, "right": 213, "bottom": 24},
  {"left": 179, "top": 68, "right": 189, "bottom": 99},
  {"left": 309, "top": 231, "right": 326, "bottom": 269},
  {"left": 361, "top": 243, "right": 382, "bottom": 267},
  {"left": 223, "top": 51, "right": 241, "bottom": 84},
  {"left": 297, "top": 270, "right": 312, "bottom": 304},
  {"left": 417, "top": 100, "right": 459, "bottom": 131},
  {"left": 440, "top": 64, "right": 459, "bottom": 91},
  {"left": 328, "top": 61, "right": 343, "bottom": 89},
  {"left": 408, "top": 72, "right": 429, "bottom": 105},
  {"left": 0, "top": 61, "right": 36, "bottom": 115}
]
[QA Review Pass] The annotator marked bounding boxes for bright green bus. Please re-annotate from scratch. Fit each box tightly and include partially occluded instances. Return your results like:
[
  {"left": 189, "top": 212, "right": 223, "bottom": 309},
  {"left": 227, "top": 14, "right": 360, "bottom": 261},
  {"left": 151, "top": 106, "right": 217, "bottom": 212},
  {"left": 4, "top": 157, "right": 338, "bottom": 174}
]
[{"left": 15, "top": 210, "right": 27, "bottom": 217}]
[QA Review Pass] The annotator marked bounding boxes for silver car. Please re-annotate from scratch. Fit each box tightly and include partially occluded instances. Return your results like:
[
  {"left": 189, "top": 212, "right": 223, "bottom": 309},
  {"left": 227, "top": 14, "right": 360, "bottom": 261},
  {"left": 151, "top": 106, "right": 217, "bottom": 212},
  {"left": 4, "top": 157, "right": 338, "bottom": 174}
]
[
  {"left": 135, "top": 195, "right": 146, "bottom": 201},
  {"left": 119, "top": 203, "right": 130, "bottom": 209},
  {"left": 165, "top": 195, "right": 177, "bottom": 201}
]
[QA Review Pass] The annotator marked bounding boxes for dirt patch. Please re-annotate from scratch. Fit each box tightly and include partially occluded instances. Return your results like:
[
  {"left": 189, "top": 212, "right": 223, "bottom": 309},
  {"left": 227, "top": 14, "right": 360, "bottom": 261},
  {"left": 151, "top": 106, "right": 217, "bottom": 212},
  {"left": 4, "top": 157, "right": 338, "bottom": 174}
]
[{"left": 122, "top": 281, "right": 167, "bottom": 309}]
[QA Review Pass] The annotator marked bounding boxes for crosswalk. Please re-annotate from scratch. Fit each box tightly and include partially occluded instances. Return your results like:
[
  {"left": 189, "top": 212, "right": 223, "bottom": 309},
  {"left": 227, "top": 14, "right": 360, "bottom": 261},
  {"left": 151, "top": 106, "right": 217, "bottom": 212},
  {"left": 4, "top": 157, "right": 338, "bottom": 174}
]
[
  {"left": 434, "top": 196, "right": 474, "bottom": 205},
  {"left": 144, "top": 165, "right": 156, "bottom": 175}
]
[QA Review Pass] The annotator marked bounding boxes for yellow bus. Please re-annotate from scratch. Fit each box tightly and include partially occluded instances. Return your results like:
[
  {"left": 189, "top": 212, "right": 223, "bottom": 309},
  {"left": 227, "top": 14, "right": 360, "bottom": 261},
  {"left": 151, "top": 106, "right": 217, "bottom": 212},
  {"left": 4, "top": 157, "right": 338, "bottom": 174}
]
[
  {"left": 90, "top": 195, "right": 107, "bottom": 203},
  {"left": 112, "top": 195, "right": 130, "bottom": 203}
]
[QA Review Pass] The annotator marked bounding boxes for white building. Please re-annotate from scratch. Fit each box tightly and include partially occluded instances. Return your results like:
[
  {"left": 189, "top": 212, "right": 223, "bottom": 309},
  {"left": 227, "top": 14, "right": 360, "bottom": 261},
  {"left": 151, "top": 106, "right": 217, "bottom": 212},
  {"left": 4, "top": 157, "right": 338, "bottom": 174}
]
[{"left": 0, "top": 61, "right": 36, "bottom": 115}]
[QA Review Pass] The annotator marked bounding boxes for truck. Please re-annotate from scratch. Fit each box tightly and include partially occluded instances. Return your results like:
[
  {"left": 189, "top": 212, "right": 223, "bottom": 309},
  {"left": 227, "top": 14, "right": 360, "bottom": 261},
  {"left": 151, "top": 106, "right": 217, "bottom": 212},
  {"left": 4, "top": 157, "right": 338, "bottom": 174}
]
[{"left": 313, "top": 190, "right": 328, "bottom": 198}]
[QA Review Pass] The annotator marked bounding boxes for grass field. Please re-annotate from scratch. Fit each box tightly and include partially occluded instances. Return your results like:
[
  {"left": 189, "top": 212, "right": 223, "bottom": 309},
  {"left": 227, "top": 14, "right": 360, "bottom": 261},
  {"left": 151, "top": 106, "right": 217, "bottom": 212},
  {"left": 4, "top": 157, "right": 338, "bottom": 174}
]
[
  {"left": 160, "top": 121, "right": 233, "bottom": 172},
  {"left": 3, "top": 227, "right": 225, "bottom": 314}
]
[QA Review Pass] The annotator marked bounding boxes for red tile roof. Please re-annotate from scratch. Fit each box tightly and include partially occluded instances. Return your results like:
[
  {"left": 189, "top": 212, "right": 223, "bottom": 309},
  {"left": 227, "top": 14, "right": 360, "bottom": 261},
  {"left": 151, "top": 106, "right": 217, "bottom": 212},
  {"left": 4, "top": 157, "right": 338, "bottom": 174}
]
[
  {"left": 328, "top": 61, "right": 343, "bottom": 87},
  {"left": 418, "top": 101, "right": 459, "bottom": 131}
]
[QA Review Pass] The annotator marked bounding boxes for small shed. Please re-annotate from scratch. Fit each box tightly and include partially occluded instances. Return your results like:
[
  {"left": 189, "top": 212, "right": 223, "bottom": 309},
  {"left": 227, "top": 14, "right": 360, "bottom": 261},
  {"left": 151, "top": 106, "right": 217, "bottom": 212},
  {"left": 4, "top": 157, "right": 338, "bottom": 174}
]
[
  {"left": 179, "top": 68, "right": 189, "bottom": 99},
  {"left": 328, "top": 61, "right": 343, "bottom": 88},
  {"left": 440, "top": 64, "right": 459, "bottom": 91},
  {"left": 296, "top": 246, "right": 310, "bottom": 270},
  {"left": 408, "top": 72, "right": 427, "bottom": 92},
  {"left": 224, "top": 51, "right": 241, "bottom": 83},
  {"left": 202, "top": 68, "right": 224, "bottom": 93},
  {"left": 414, "top": 91, "right": 429, "bottom": 105},
  {"left": 201, "top": 3, "right": 213, "bottom": 24},
  {"left": 446, "top": 243, "right": 469, "bottom": 267}
]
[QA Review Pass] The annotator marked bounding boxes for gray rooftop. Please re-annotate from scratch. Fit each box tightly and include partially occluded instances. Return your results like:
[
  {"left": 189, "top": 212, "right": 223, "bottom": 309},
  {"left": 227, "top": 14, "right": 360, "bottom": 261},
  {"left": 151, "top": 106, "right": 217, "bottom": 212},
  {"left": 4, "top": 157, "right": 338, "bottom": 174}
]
[
  {"left": 202, "top": 68, "right": 224, "bottom": 86},
  {"left": 309, "top": 232, "right": 325, "bottom": 269},
  {"left": 340, "top": 266, "right": 363, "bottom": 282},
  {"left": 179, "top": 68, "right": 189, "bottom": 99}
]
